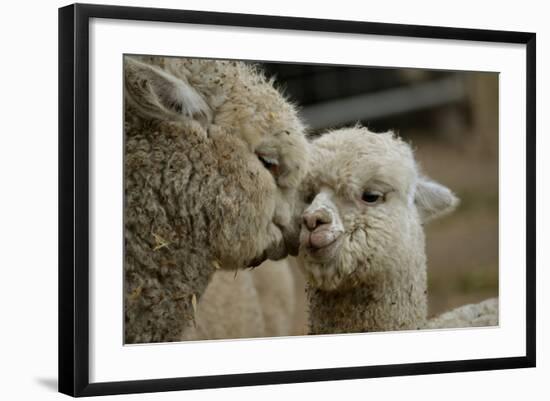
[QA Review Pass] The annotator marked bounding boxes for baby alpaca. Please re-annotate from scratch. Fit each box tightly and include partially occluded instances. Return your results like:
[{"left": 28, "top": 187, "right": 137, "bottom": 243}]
[
  {"left": 124, "top": 56, "right": 308, "bottom": 343},
  {"left": 297, "top": 127, "right": 497, "bottom": 334}
]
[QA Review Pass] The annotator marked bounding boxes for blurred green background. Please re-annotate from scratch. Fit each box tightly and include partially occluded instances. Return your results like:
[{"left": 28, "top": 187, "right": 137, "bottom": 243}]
[{"left": 262, "top": 62, "right": 499, "bottom": 319}]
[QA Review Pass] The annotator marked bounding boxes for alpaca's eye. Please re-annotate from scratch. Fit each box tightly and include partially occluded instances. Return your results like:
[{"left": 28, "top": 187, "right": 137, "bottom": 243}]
[
  {"left": 362, "top": 191, "right": 383, "bottom": 204},
  {"left": 257, "top": 153, "right": 280, "bottom": 177}
]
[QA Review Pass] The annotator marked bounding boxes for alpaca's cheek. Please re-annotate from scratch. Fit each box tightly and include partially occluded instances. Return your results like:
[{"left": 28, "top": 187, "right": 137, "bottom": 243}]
[{"left": 342, "top": 230, "right": 370, "bottom": 263}]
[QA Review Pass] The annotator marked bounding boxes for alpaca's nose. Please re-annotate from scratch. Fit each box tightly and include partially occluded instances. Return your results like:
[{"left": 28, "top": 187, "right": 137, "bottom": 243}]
[{"left": 303, "top": 209, "right": 332, "bottom": 231}]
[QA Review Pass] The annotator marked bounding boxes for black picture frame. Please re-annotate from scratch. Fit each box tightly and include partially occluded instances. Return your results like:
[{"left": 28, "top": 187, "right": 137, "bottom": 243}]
[{"left": 58, "top": 3, "right": 536, "bottom": 397}]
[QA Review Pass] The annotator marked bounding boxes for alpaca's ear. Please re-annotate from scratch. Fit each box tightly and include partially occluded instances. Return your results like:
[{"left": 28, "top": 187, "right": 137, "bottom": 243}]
[
  {"left": 124, "top": 57, "right": 211, "bottom": 123},
  {"left": 415, "top": 177, "right": 459, "bottom": 223}
]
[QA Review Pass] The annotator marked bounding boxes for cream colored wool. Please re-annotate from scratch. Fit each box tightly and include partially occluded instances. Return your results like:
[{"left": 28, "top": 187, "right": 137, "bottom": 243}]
[
  {"left": 182, "top": 260, "right": 298, "bottom": 341},
  {"left": 124, "top": 56, "right": 308, "bottom": 343},
  {"left": 426, "top": 298, "right": 499, "bottom": 329},
  {"left": 297, "top": 127, "right": 496, "bottom": 334}
]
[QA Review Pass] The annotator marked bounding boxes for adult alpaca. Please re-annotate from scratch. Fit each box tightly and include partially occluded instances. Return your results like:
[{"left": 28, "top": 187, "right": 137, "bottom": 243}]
[
  {"left": 297, "top": 127, "right": 497, "bottom": 334},
  {"left": 124, "top": 56, "right": 308, "bottom": 343}
]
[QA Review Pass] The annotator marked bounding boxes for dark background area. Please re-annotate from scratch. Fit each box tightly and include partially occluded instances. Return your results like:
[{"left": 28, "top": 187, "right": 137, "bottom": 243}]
[{"left": 261, "top": 62, "right": 499, "bottom": 320}]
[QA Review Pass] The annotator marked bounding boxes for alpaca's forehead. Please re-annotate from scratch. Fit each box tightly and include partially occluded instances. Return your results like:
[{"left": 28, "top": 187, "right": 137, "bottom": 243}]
[
  {"left": 310, "top": 130, "right": 417, "bottom": 194},
  {"left": 314, "top": 129, "right": 413, "bottom": 160}
]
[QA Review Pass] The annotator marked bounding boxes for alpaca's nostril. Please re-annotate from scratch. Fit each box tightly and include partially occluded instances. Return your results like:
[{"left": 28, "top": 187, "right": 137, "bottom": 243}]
[
  {"left": 303, "top": 210, "right": 332, "bottom": 231},
  {"left": 302, "top": 214, "right": 314, "bottom": 230}
]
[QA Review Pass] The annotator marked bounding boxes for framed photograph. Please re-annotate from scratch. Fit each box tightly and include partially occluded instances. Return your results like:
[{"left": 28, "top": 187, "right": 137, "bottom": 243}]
[{"left": 58, "top": 3, "right": 536, "bottom": 397}]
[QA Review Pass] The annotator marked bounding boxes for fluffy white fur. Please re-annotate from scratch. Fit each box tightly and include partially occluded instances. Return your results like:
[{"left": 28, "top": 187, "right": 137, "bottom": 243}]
[
  {"left": 426, "top": 298, "right": 499, "bottom": 329},
  {"left": 297, "top": 126, "right": 497, "bottom": 334}
]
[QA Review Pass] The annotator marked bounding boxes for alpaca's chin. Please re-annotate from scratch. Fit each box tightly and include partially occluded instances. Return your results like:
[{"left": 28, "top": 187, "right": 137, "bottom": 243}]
[
  {"left": 247, "top": 223, "right": 291, "bottom": 267},
  {"left": 300, "top": 236, "right": 342, "bottom": 263},
  {"left": 246, "top": 252, "right": 268, "bottom": 268},
  {"left": 247, "top": 243, "right": 288, "bottom": 267}
]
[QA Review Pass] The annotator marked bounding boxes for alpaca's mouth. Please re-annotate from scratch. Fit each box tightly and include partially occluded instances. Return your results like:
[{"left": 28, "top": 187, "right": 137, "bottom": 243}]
[
  {"left": 247, "top": 251, "right": 267, "bottom": 268},
  {"left": 300, "top": 229, "right": 342, "bottom": 260},
  {"left": 247, "top": 223, "right": 291, "bottom": 267}
]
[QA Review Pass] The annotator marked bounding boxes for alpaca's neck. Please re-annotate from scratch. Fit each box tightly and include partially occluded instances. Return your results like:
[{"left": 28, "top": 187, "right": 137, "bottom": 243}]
[{"left": 307, "top": 262, "right": 427, "bottom": 335}]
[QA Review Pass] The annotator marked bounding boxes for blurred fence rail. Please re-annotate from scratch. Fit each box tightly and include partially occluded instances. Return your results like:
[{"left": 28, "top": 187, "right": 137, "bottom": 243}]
[{"left": 300, "top": 76, "right": 466, "bottom": 130}]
